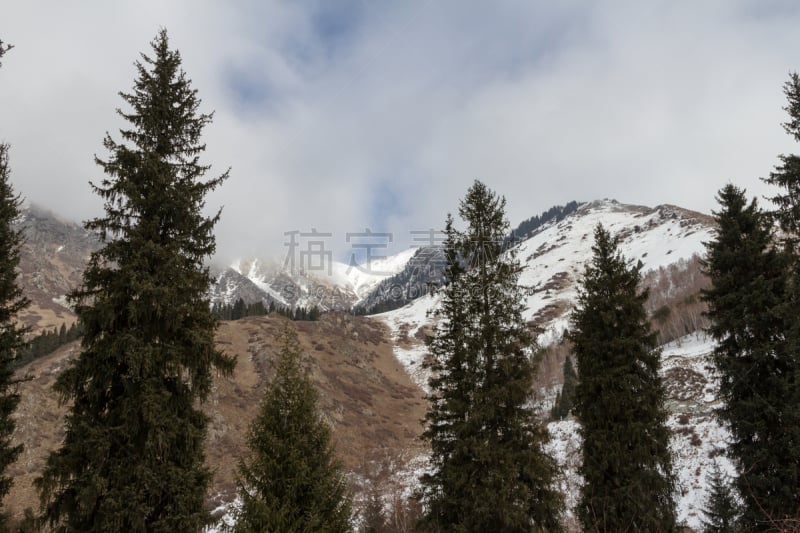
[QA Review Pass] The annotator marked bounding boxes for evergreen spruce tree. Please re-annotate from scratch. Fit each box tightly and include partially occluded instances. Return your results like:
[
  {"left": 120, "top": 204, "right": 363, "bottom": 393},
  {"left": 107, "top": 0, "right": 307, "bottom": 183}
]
[
  {"left": 0, "top": 40, "right": 26, "bottom": 529},
  {"left": 551, "top": 357, "right": 577, "bottom": 421},
  {"left": 420, "top": 180, "right": 563, "bottom": 531},
  {"left": 0, "top": 123, "right": 26, "bottom": 530},
  {"left": 360, "top": 489, "right": 388, "bottom": 533},
  {"left": 36, "top": 30, "right": 235, "bottom": 532},
  {"left": 759, "top": 71, "right": 800, "bottom": 526},
  {"left": 550, "top": 390, "right": 562, "bottom": 421},
  {"left": 569, "top": 224, "right": 676, "bottom": 532},
  {"left": 702, "top": 184, "right": 799, "bottom": 528},
  {"left": 700, "top": 462, "right": 741, "bottom": 533},
  {"left": 232, "top": 323, "right": 352, "bottom": 532},
  {"left": 764, "top": 73, "right": 800, "bottom": 245}
]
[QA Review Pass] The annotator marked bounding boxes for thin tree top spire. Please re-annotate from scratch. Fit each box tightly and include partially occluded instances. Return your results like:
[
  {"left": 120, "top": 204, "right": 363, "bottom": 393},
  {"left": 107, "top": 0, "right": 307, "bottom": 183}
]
[
  {"left": 116, "top": 29, "right": 212, "bottom": 160},
  {"left": 0, "top": 39, "right": 11, "bottom": 66},
  {"left": 763, "top": 72, "right": 800, "bottom": 239},
  {"left": 782, "top": 72, "right": 800, "bottom": 142}
]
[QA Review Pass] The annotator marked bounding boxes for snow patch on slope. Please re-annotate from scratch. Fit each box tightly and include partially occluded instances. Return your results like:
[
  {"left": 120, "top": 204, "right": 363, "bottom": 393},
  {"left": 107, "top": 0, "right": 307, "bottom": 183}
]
[
  {"left": 376, "top": 294, "right": 439, "bottom": 392},
  {"left": 378, "top": 200, "right": 714, "bottom": 371},
  {"left": 518, "top": 200, "right": 713, "bottom": 340}
]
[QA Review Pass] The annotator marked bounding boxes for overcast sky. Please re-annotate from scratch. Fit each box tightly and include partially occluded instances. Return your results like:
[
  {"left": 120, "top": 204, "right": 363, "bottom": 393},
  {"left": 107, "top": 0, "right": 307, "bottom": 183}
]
[{"left": 2, "top": 1, "right": 800, "bottom": 264}]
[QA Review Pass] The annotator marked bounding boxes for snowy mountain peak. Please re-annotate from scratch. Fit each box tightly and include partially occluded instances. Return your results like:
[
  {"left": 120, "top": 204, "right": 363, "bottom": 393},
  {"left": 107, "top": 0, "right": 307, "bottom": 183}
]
[
  {"left": 211, "top": 248, "right": 418, "bottom": 310},
  {"left": 518, "top": 200, "right": 714, "bottom": 342}
]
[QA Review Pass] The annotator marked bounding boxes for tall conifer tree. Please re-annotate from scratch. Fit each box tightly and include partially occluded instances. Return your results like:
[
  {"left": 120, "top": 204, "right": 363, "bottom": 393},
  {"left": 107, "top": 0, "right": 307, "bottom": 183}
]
[
  {"left": 569, "top": 224, "right": 675, "bottom": 532},
  {"left": 758, "top": 72, "right": 800, "bottom": 526},
  {"left": 0, "top": 41, "right": 27, "bottom": 527},
  {"left": 232, "top": 323, "right": 352, "bottom": 532},
  {"left": 420, "top": 180, "right": 562, "bottom": 531},
  {"left": 551, "top": 357, "right": 577, "bottom": 421},
  {"left": 0, "top": 144, "right": 26, "bottom": 532},
  {"left": 700, "top": 462, "right": 741, "bottom": 533},
  {"left": 702, "top": 184, "right": 799, "bottom": 528},
  {"left": 36, "top": 30, "right": 234, "bottom": 531}
]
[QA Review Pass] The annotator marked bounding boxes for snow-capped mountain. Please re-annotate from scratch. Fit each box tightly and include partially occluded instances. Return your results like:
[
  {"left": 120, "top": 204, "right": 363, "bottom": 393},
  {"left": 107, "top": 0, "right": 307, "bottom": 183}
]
[
  {"left": 517, "top": 199, "right": 714, "bottom": 340},
  {"left": 377, "top": 198, "right": 727, "bottom": 529},
  {"left": 380, "top": 198, "right": 715, "bottom": 376},
  {"left": 209, "top": 248, "right": 418, "bottom": 311},
  {"left": 352, "top": 245, "right": 447, "bottom": 315}
]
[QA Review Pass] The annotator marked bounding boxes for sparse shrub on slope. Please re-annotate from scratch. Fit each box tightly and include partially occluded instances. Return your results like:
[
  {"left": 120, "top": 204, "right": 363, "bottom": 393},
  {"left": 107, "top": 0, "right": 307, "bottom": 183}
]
[{"left": 642, "top": 254, "right": 711, "bottom": 345}]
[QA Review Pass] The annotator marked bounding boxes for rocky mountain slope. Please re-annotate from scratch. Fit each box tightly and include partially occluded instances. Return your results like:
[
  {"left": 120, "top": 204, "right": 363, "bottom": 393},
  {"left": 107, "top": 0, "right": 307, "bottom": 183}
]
[
  {"left": 380, "top": 199, "right": 715, "bottom": 387},
  {"left": 14, "top": 204, "right": 96, "bottom": 332}
]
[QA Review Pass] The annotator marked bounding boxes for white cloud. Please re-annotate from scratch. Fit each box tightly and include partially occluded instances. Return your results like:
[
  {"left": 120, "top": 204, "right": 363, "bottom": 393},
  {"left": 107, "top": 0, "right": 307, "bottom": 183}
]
[{"left": 1, "top": 1, "right": 799, "bottom": 263}]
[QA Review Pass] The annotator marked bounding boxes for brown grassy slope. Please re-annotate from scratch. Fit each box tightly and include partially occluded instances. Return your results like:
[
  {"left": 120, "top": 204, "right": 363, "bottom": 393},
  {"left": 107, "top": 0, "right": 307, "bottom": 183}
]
[{"left": 5, "top": 312, "right": 426, "bottom": 518}]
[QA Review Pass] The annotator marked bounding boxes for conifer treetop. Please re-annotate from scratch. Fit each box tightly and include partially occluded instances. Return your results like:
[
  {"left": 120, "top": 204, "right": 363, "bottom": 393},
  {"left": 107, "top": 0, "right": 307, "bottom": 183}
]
[
  {"left": 764, "top": 72, "right": 800, "bottom": 239},
  {"left": 89, "top": 28, "right": 228, "bottom": 256}
]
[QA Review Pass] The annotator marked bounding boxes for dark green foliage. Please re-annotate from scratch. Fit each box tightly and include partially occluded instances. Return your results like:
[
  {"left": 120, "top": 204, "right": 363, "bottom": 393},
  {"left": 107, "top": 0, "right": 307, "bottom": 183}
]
[
  {"left": 764, "top": 72, "right": 800, "bottom": 245},
  {"left": 232, "top": 324, "right": 352, "bottom": 532},
  {"left": 360, "top": 488, "right": 388, "bottom": 533},
  {"left": 700, "top": 463, "right": 741, "bottom": 533},
  {"left": 702, "top": 184, "right": 800, "bottom": 528},
  {"left": 550, "top": 357, "right": 577, "bottom": 421},
  {"left": 420, "top": 180, "right": 563, "bottom": 531},
  {"left": 652, "top": 305, "right": 671, "bottom": 324},
  {"left": 569, "top": 224, "right": 676, "bottom": 532},
  {"left": 212, "top": 298, "right": 321, "bottom": 321},
  {"left": 0, "top": 133, "right": 27, "bottom": 526},
  {"left": 756, "top": 71, "right": 800, "bottom": 527},
  {"left": 508, "top": 201, "right": 582, "bottom": 243},
  {"left": 36, "top": 30, "right": 235, "bottom": 532},
  {"left": 14, "top": 322, "right": 82, "bottom": 369}
]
